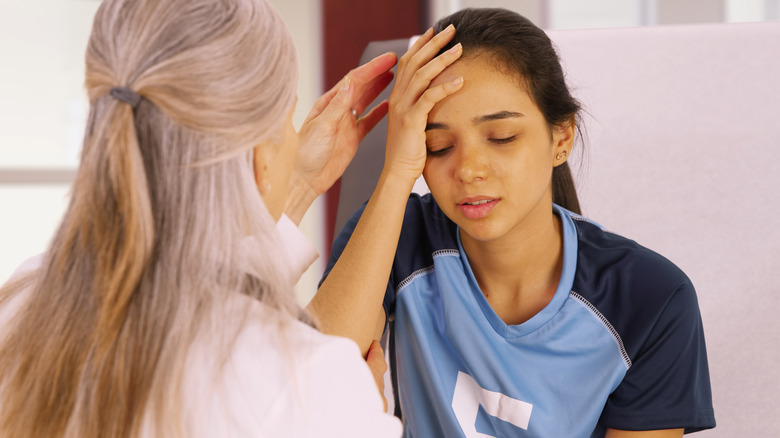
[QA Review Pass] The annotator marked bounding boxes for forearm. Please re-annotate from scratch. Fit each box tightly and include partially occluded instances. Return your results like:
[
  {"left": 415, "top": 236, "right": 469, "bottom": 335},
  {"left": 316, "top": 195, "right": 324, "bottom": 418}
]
[
  {"left": 310, "top": 25, "right": 462, "bottom": 355},
  {"left": 308, "top": 171, "right": 415, "bottom": 354}
]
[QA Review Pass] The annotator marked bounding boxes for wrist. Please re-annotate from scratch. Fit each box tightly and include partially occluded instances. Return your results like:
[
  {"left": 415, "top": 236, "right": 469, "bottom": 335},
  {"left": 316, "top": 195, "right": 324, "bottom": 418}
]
[
  {"left": 378, "top": 167, "right": 422, "bottom": 192},
  {"left": 283, "top": 174, "right": 319, "bottom": 226}
]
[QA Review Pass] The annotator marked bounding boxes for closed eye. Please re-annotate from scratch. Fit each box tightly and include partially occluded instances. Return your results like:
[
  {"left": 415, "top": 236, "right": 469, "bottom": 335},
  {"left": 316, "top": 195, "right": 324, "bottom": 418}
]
[
  {"left": 489, "top": 136, "right": 516, "bottom": 144},
  {"left": 427, "top": 146, "right": 452, "bottom": 157}
]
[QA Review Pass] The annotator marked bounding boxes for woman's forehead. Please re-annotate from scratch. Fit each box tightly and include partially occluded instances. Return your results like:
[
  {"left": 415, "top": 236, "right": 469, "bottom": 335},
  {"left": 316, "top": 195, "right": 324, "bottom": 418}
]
[{"left": 429, "top": 56, "right": 537, "bottom": 121}]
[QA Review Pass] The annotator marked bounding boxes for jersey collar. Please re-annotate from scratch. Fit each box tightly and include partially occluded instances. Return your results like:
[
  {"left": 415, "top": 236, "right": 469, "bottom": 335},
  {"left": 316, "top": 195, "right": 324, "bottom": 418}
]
[{"left": 455, "top": 204, "right": 579, "bottom": 338}]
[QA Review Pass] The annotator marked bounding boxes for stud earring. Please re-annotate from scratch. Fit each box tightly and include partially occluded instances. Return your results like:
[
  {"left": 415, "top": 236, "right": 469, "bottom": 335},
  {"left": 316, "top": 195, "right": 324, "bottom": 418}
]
[{"left": 555, "top": 150, "right": 568, "bottom": 161}]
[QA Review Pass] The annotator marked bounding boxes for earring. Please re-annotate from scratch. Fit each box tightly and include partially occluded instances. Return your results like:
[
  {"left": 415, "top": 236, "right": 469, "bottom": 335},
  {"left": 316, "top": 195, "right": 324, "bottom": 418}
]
[{"left": 556, "top": 150, "right": 568, "bottom": 161}]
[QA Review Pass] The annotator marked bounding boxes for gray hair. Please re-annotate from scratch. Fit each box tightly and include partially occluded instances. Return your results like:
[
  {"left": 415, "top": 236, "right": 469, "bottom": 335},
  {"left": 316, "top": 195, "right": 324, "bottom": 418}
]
[{"left": 0, "top": 0, "right": 300, "bottom": 436}]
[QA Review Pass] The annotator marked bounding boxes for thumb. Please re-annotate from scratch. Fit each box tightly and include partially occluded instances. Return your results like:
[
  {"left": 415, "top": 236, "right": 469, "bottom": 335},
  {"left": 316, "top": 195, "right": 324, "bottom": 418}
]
[
  {"left": 365, "top": 339, "right": 389, "bottom": 412},
  {"left": 366, "top": 340, "right": 387, "bottom": 372}
]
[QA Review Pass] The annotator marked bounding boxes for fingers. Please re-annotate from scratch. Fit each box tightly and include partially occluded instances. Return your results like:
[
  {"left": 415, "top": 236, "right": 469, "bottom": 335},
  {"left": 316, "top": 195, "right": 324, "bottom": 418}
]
[
  {"left": 356, "top": 100, "right": 389, "bottom": 140},
  {"left": 401, "top": 42, "right": 462, "bottom": 107},
  {"left": 394, "top": 28, "right": 435, "bottom": 92},
  {"left": 336, "top": 52, "right": 397, "bottom": 110},
  {"left": 306, "top": 52, "right": 397, "bottom": 125},
  {"left": 409, "top": 76, "right": 464, "bottom": 120},
  {"left": 395, "top": 24, "right": 456, "bottom": 93},
  {"left": 304, "top": 84, "right": 341, "bottom": 125},
  {"left": 351, "top": 70, "right": 394, "bottom": 116},
  {"left": 365, "top": 339, "right": 387, "bottom": 372},
  {"left": 349, "top": 51, "right": 398, "bottom": 86},
  {"left": 405, "top": 27, "right": 434, "bottom": 59}
]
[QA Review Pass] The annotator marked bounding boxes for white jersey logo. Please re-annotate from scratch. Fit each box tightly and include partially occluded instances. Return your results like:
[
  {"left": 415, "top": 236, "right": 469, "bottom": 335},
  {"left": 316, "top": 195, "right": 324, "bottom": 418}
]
[{"left": 452, "top": 371, "right": 533, "bottom": 437}]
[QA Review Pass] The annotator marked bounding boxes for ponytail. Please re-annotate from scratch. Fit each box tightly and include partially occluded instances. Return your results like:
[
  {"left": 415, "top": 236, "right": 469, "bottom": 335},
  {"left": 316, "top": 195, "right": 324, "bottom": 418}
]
[
  {"left": 80, "top": 93, "right": 154, "bottom": 353},
  {"left": 552, "top": 162, "right": 581, "bottom": 214}
]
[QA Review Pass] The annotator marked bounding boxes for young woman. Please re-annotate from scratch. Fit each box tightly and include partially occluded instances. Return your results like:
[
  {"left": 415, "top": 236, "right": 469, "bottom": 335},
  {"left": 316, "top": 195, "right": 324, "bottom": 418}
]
[
  {"left": 312, "top": 8, "right": 715, "bottom": 437},
  {"left": 0, "top": 0, "right": 402, "bottom": 436}
]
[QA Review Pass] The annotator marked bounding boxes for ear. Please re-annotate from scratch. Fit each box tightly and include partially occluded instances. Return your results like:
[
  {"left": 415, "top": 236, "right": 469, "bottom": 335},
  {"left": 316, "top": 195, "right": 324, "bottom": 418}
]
[{"left": 552, "top": 116, "right": 575, "bottom": 167}]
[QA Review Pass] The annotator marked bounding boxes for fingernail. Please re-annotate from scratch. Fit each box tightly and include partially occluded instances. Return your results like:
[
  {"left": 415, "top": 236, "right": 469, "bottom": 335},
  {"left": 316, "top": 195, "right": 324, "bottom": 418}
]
[
  {"left": 451, "top": 77, "right": 463, "bottom": 86},
  {"left": 341, "top": 76, "right": 352, "bottom": 92},
  {"left": 448, "top": 43, "right": 462, "bottom": 54},
  {"left": 445, "top": 24, "right": 455, "bottom": 33}
]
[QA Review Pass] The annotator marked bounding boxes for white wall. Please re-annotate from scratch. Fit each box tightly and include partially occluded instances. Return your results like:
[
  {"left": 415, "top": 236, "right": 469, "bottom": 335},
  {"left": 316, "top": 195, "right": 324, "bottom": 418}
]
[
  {"left": 548, "top": 21, "right": 780, "bottom": 437},
  {"left": 0, "top": 0, "right": 96, "bottom": 283},
  {"left": 0, "top": 0, "right": 92, "bottom": 168},
  {"left": 437, "top": 0, "right": 780, "bottom": 27},
  {"left": 442, "top": 0, "right": 546, "bottom": 25}
]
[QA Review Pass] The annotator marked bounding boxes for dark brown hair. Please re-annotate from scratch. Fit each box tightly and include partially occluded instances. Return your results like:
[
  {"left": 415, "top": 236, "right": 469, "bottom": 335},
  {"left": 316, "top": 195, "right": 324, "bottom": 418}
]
[{"left": 433, "top": 8, "right": 582, "bottom": 214}]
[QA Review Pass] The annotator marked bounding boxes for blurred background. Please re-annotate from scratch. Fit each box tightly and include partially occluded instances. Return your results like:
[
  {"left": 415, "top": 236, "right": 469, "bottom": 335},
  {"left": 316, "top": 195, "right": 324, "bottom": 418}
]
[{"left": 1, "top": 0, "right": 778, "bottom": 304}]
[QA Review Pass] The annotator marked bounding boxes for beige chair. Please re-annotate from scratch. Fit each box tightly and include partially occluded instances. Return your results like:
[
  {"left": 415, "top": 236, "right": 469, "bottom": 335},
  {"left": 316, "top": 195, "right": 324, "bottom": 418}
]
[{"left": 336, "top": 21, "right": 780, "bottom": 437}]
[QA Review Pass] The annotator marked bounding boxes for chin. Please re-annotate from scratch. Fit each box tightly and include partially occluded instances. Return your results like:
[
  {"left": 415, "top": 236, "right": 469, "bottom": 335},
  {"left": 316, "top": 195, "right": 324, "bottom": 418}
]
[{"left": 458, "top": 222, "right": 504, "bottom": 243}]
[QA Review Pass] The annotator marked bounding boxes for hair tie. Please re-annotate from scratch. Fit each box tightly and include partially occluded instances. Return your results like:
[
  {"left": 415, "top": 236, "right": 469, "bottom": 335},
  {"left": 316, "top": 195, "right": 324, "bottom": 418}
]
[{"left": 109, "top": 86, "right": 142, "bottom": 109}]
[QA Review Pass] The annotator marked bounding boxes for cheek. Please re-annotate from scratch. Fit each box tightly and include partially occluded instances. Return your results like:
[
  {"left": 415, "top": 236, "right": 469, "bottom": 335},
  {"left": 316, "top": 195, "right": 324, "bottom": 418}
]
[{"left": 422, "top": 159, "right": 448, "bottom": 194}]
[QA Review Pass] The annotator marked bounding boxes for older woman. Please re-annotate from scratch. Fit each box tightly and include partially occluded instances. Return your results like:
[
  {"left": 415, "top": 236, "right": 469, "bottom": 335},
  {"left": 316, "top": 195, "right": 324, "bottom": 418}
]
[{"left": 0, "top": 0, "right": 401, "bottom": 436}]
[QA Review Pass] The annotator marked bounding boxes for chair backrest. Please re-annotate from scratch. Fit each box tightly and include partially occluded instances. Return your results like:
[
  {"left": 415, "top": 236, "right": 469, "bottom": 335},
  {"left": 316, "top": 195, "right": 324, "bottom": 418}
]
[{"left": 336, "top": 22, "right": 780, "bottom": 437}]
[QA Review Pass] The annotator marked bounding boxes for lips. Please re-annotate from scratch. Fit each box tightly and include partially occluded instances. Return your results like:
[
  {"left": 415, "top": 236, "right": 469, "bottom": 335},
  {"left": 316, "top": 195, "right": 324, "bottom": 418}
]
[{"left": 457, "top": 197, "right": 499, "bottom": 219}]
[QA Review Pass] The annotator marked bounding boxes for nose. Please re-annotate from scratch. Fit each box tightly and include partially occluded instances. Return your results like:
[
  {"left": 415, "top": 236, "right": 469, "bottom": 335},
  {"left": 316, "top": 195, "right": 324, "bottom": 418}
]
[{"left": 455, "top": 145, "right": 488, "bottom": 183}]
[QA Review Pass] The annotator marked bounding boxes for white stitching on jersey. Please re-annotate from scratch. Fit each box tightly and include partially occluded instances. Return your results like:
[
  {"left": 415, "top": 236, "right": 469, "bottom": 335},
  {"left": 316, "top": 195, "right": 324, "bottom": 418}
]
[
  {"left": 433, "top": 249, "right": 459, "bottom": 258},
  {"left": 567, "top": 212, "right": 610, "bottom": 233},
  {"left": 396, "top": 250, "right": 457, "bottom": 294},
  {"left": 570, "top": 291, "right": 632, "bottom": 369},
  {"left": 396, "top": 266, "right": 435, "bottom": 294}
]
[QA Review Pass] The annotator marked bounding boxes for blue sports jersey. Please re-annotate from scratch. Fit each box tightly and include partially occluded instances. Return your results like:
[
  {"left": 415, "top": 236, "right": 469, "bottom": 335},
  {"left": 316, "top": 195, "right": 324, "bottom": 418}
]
[{"left": 323, "top": 194, "right": 715, "bottom": 437}]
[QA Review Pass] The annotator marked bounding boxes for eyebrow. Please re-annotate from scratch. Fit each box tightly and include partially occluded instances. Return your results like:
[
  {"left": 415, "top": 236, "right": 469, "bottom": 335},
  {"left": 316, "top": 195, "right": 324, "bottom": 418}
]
[
  {"left": 474, "top": 111, "right": 524, "bottom": 124},
  {"left": 425, "top": 111, "right": 524, "bottom": 131}
]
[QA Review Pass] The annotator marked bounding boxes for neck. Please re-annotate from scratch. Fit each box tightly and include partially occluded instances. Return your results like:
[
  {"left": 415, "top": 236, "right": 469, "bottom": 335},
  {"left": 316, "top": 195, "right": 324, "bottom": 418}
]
[{"left": 460, "top": 205, "right": 564, "bottom": 325}]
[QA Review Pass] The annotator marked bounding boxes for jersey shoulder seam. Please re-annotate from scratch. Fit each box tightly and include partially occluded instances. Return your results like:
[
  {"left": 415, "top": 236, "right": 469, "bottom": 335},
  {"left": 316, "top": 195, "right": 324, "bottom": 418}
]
[
  {"left": 570, "top": 291, "right": 632, "bottom": 369},
  {"left": 395, "top": 249, "right": 458, "bottom": 294},
  {"left": 396, "top": 265, "right": 435, "bottom": 294}
]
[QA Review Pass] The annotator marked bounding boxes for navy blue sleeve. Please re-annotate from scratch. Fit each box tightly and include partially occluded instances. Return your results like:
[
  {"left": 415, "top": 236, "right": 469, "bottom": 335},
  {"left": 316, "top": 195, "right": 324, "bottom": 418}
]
[
  {"left": 600, "top": 277, "right": 716, "bottom": 433},
  {"left": 319, "top": 202, "right": 397, "bottom": 319}
]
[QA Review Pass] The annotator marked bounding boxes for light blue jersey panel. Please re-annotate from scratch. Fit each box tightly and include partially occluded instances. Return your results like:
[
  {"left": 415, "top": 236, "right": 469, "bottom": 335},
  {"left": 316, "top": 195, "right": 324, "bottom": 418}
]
[{"left": 394, "top": 211, "right": 629, "bottom": 438}]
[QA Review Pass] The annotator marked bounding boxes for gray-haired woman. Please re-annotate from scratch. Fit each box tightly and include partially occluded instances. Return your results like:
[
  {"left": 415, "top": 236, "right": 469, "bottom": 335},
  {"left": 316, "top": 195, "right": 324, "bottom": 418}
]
[{"left": 0, "top": 0, "right": 401, "bottom": 436}]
